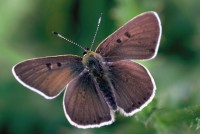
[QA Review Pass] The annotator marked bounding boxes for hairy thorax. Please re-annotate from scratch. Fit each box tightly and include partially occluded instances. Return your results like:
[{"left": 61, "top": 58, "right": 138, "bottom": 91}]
[{"left": 82, "top": 51, "right": 105, "bottom": 77}]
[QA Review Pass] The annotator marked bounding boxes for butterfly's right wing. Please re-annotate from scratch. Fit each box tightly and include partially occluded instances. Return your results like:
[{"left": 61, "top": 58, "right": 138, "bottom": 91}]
[
  {"left": 95, "top": 11, "right": 161, "bottom": 61},
  {"left": 63, "top": 71, "right": 114, "bottom": 128},
  {"left": 106, "top": 60, "right": 155, "bottom": 116},
  {"left": 12, "top": 55, "right": 84, "bottom": 99}
]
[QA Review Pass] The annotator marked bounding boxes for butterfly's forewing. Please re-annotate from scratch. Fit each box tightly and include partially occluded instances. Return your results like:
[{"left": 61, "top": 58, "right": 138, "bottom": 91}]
[
  {"left": 96, "top": 11, "right": 161, "bottom": 61},
  {"left": 12, "top": 55, "right": 84, "bottom": 99},
  {"left": 63, "top": 71, "right": 114, "bottom": 128},
  {"left": 107, "top": 60, "right": 155, "bottom": 116}
]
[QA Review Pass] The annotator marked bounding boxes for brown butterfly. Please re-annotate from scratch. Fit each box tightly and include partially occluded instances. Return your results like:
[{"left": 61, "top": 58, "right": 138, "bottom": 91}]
[{"left": 12, "top": 11, "right": 162, "bottom": 129}]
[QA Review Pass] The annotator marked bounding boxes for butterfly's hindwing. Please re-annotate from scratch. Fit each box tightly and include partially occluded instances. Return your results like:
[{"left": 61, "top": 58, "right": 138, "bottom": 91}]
[
  {"left": 107, "top": 60, "right": 155, "bottom": 116},
  {"left": 63, "top": 70, "right": 114, "bottom": 128}
]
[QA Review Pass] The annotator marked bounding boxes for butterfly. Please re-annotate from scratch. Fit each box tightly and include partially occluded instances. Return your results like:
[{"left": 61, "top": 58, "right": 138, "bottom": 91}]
[{"left": 12, "top": 11, "right": 162, "bottom": 129}]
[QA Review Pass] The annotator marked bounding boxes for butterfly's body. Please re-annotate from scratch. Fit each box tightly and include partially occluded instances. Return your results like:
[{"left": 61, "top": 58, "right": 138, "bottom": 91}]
[
  {"left": 82, "top": 51, "right": 117, "bottom": 110},
  {"left": 12, "top": 11, "right": 162, "bottom": 129}
]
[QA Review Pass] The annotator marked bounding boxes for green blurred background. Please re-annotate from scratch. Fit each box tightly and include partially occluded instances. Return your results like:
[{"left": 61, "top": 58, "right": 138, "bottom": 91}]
[{"left": 1, "top": 0, "right": 200, "bottom": 134}]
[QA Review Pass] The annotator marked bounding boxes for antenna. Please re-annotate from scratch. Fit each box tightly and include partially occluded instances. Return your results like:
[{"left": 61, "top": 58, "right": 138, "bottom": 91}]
[
  {"left": 52, "top": 31, "right": 87, "bottom": 52},
  {"left": 90, "top": 13, "right": 102, "bottom": 51}
]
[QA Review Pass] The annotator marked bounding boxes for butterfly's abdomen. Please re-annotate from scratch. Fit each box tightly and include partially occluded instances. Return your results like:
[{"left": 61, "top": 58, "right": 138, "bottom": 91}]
[
  {"left": 96, "top": 76, "right": 117, "bottom": 110},
  {"left": 83, "top": 51, "right": 117, "bottom": 110}
]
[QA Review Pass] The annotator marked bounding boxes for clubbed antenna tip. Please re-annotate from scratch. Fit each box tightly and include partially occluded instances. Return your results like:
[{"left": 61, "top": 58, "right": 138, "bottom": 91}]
[
  {"left": 90, "top": 13, "right": 103, "bottom": 51},
  {"left": 52, "top": 31, "right": 87, "bottom": 52},
  {"left": 52, "top": 31, "right": 58, "bottom": 35}
]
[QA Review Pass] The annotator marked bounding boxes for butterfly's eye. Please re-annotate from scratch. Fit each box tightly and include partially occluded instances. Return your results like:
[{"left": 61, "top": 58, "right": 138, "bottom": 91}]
[
  {"left": 57, "top": 62, "right": 62, "bottom": 67},
  {"left": 46, "top": 63, "right": 52, "bottom": 70},
  {"left": 82, "top": 47, "right": 90, "bottom": 55},
  {"left": 83, "top": 51, "right": 87, "bottom": 55}
]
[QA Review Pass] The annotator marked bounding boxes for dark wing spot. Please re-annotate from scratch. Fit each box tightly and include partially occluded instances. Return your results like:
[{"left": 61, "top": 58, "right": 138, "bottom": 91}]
[
  {"left": 46, "top": 63, "right": 52, "bottom": 70},
  {"left": 147, "top": 92, "right": 151, "bottom": 96},
  {"left": 116, "top": 39, "right": 122, "bottom": 43},
  {"left": 126, "top": 107, "right": 132, "bottom": 112},
  {"left": 99, "top": 117, "right": 103, "bottom": 122},
  {"left": 124, "top": 32, "right": 131, "bottom": 38},
  {"left": 132, "top": 103, "right": 135, "bottom": 107},
  {"left": 148, "top": 48, "right": 155, "bottom": 53},
  {"left": 57, "top": 62, "right": 62, "bottom": 67},
  {"left": 152, "top": 40, "right": 157, "bottom": 44}
]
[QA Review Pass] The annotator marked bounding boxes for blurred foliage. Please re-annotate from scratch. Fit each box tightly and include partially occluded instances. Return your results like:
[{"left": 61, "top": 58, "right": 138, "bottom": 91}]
[{"left": 1, "top": 0, "right": 200, "bottom": 134}]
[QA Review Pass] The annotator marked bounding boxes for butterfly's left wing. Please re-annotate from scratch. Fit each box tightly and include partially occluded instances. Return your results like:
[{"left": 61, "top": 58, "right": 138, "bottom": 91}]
[
  {"left": 12, "top": 55, "right": 84, "bottom": 99},
  {"left": 95, "top": 11, "right": 161, "bottom": 62},
  {"left": 63, "top": 71, "right": 114, "bottom": 128},
  {"left": 106, "top": 60, "right": 155, "bottom": 116}
]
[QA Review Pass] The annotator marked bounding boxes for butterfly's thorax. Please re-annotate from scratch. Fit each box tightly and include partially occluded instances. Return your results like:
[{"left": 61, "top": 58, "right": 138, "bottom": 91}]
[
  {"left": 82, "top": 51, "right": 104, "bottom": 76},
  {"left": 82, "top": 51, "right": 117, "bottom": 110}
]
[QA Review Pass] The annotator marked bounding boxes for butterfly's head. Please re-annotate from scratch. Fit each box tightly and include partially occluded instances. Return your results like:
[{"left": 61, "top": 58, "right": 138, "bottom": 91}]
[{"left": 82, "top": 51, "right": 103, "bottom": 66}]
